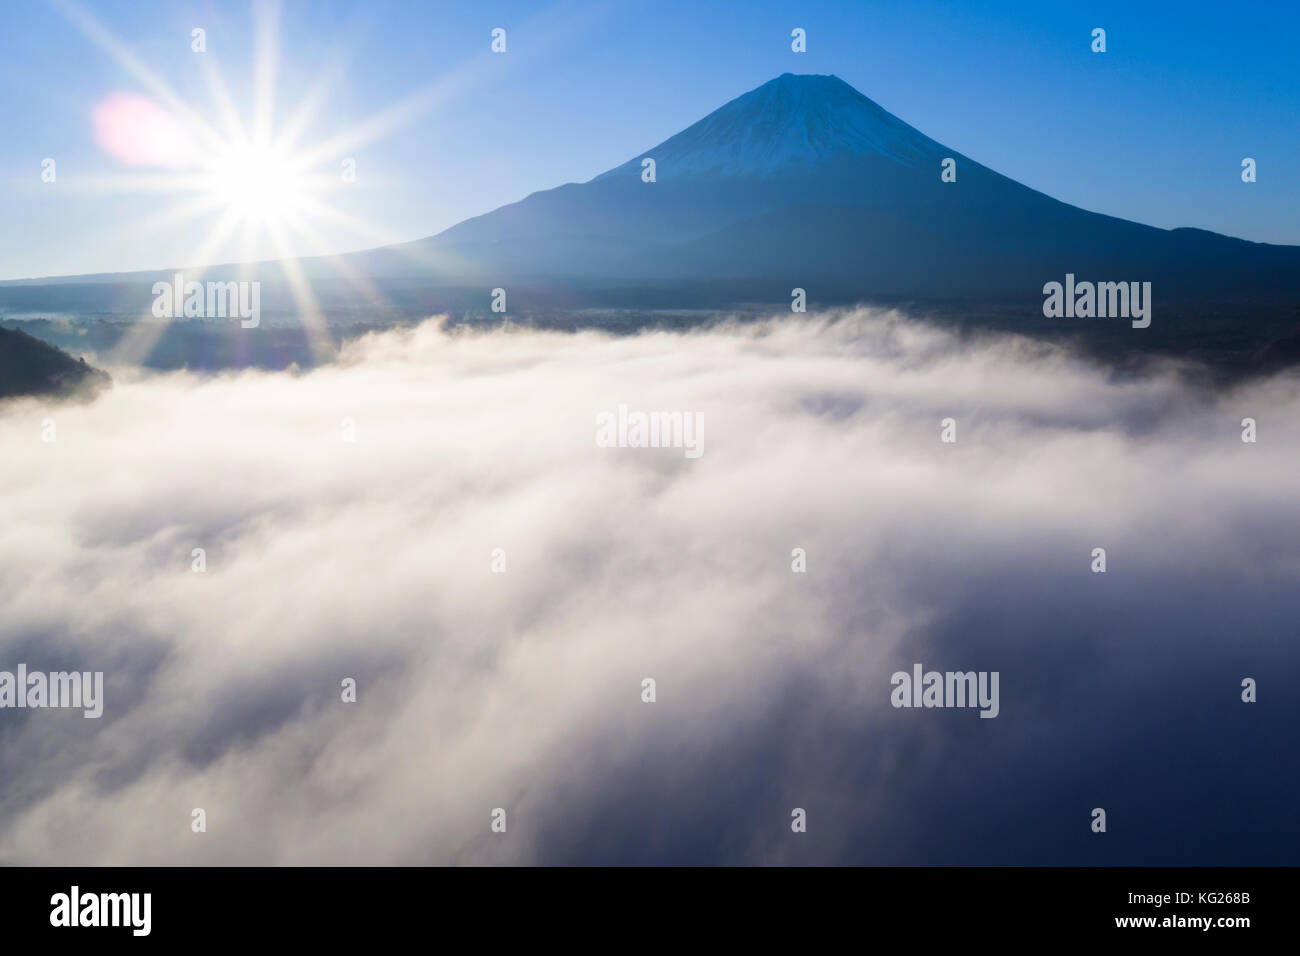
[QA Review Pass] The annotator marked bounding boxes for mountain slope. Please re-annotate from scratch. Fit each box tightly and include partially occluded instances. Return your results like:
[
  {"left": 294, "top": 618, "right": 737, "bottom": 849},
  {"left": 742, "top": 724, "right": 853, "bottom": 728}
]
[
  {"left": 397, "top": 73, "right": 1299, "bottom": 299},
  {"left": 0, "top": 326, "right": 110, "bottom": 400},
  {"left": 4, "top": 73, "right": 1297, "bottom": 321},
  {"left": 592, "top": 71, "right": 947, "bottom": 178}
]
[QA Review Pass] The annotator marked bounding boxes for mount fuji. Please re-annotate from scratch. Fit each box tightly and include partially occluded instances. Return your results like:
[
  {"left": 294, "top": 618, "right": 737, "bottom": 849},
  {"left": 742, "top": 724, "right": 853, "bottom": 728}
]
[
  {"left": 5, "top": 73, "right": 1300, "bottom": 370},
  {"left": 359, "top": 72, "right": 1299, "bottom": 302}
]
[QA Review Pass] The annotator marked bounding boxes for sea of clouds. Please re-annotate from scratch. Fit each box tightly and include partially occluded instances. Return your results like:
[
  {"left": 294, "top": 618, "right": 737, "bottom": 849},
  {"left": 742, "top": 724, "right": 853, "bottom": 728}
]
[{"left": 2, "top": 308, "right": 1298, "bottom": 865}]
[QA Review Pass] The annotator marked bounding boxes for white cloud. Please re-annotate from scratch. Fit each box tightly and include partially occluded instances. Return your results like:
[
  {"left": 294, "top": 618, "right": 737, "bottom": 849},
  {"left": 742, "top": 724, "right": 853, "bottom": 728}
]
[{"left": 2, "top": 310, "right": 1298, "bottom": 864}]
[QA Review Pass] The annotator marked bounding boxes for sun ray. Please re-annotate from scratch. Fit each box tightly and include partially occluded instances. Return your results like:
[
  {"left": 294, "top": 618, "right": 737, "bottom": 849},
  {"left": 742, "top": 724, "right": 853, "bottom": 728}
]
[
  {"left": 271, "top": 61, "right": 348, "bottom": 157},
  {"left": 68, "top": 174, "right": 220, "bottom": 195},
  {"left": 50, "top": 0, "right": 228, "bottom": 157},
  {"left": 198, "top": 43, "right": 249, "bottom": 148},
  {"left": 106, "top": 207, "right": 248, "bottom": 366},
  {"left": 290, "top": 193, "right": 472, "bottom": 277},
  {"left": 280, "top": 208, "right": 397, "bottom": 314},
  {"left": 83, "top": 192, "right": 230, "bottom": 260},
  {"left": 56, "top": 0, "right": 612, "bottom": 361},
  {"left": 250, "top": 0, "right": 281, "bottom": 148},
  {"left": 265, "top": 219, "right": 335, "bottom": 364}
]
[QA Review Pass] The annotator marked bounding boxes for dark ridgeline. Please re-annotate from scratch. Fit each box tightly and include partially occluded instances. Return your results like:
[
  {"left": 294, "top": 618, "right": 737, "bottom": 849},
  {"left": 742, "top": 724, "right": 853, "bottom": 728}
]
[{"left": 0, "top": 325, "right": 109, "bottom": 399}]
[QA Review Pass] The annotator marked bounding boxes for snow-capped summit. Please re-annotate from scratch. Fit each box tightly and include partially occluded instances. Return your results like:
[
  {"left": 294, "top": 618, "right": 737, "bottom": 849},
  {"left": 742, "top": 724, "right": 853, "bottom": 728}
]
[
  {"left": 607, "top": 73, "right": 946, "bottom": 178},
  {"left": 401, "top": 72, "right": 1296, "bottom": 305}
]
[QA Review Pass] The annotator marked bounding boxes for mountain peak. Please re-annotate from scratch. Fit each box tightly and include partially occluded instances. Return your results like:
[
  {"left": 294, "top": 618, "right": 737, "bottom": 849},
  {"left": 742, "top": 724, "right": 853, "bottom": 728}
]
[
  {"left": 765, "top": 71, "right": 849, "bottom": 86},
  {"left": 617, "top": 74, "right": 945, "bottom": 179}
]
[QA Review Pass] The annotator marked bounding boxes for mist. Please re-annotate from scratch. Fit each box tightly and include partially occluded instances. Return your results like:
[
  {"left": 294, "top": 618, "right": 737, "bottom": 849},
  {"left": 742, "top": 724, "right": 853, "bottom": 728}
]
[{"left": 2, "top": 309, "right": 1297, "bottom": 864}]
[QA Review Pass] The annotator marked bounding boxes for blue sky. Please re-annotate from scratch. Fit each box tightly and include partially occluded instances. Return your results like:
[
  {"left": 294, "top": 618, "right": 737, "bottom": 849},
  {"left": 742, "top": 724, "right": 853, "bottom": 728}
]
[{"left": 1, "top": 0, "right": 1297, "bottom": 279}]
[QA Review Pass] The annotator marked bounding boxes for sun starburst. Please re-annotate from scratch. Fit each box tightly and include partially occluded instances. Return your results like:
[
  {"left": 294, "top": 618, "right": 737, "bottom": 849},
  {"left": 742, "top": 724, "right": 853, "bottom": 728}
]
[{"left": 47, "top": 0, "right": 471, "bottom": 364}]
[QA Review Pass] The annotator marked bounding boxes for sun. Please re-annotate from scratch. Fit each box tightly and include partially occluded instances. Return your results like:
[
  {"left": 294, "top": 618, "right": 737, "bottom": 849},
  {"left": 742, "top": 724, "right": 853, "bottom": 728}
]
[
  {"left": 58, "top": 0, "right": 469, "bottom": 366},
  {"left": 207, "top": 143, "right": 306, "bottom": 224}
]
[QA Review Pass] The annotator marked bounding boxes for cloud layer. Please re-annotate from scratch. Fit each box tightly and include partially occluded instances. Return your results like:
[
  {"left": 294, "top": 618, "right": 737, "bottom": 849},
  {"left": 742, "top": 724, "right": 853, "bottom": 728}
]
[{"left": 2, "top": 310, "right": 1298, "bottom": 864}]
